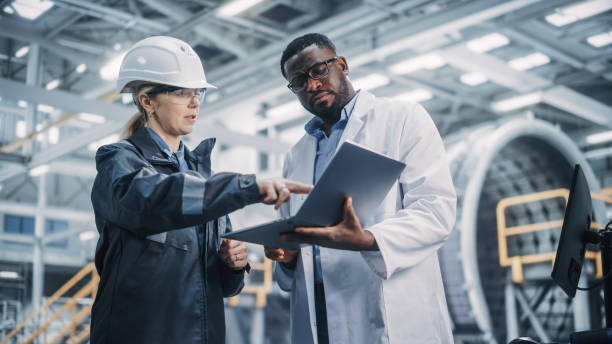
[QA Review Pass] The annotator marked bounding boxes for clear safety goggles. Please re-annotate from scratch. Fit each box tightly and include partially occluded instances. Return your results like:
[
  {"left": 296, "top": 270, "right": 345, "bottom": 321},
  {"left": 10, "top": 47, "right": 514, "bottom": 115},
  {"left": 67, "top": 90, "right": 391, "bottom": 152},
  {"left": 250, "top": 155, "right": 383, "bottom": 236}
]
[{"left": 147, "top": 85, "right": 206, "bottom": 105}]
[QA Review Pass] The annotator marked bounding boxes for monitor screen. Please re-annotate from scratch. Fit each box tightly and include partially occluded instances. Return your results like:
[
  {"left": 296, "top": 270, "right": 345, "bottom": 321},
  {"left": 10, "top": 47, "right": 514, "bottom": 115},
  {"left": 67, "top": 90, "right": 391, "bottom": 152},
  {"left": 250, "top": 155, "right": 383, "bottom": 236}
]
[{"left": 551, "top": 164, "right": 593, "bottom": 298}]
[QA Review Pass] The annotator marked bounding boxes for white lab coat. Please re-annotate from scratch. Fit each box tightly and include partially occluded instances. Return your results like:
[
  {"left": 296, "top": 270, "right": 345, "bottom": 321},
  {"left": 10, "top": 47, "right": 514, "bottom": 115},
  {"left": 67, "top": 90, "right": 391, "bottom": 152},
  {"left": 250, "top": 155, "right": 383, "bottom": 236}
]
[{"left": 275, "top": 91, "right": 457, "bottom": 344}]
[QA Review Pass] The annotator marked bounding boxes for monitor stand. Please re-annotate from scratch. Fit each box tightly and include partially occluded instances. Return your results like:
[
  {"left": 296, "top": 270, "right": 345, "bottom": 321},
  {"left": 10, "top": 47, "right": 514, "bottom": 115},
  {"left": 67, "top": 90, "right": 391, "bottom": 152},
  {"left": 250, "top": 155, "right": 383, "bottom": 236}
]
[{"left": 570, "top": 227, "right": 612, "bottom": 343}]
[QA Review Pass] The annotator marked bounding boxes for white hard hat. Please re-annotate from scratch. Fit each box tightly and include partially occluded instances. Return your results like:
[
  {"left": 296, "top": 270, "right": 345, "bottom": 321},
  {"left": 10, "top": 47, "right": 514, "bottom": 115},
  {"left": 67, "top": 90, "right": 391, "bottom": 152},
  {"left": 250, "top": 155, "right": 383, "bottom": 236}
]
[{"left": 116, "top": 36, "right": 216, "bottom": 93}]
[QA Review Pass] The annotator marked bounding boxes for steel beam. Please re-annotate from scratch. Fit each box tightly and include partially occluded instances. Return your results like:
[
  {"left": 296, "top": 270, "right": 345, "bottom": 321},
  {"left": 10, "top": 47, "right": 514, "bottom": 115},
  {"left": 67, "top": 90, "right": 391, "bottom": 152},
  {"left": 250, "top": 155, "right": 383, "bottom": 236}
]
[
  {"left": 0, "top": 17, "right": 102, "bottom": 70},
  {"left": 143, "top": 0, "right": 249, "bottom": 58}
]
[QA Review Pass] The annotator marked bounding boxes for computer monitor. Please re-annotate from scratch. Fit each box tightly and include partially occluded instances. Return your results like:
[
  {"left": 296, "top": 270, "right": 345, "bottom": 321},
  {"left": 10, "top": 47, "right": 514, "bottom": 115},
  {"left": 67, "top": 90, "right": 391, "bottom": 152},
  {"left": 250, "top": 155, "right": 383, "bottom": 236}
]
[{"left": 551, "top": 164, "right": 593, "bottom": 298}]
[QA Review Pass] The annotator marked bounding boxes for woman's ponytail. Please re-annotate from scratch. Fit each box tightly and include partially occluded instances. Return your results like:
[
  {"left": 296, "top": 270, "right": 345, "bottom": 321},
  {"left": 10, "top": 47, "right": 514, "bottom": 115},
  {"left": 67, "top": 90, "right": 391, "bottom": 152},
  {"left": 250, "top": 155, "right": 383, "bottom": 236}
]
[{"left": 121, "top": 84, "right": 156, "bottom": 138}]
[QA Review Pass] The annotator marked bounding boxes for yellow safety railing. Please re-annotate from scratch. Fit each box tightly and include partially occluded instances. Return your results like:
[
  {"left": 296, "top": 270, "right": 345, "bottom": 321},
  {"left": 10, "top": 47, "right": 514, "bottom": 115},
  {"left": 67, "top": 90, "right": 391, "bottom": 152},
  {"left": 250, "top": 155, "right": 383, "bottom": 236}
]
[
  {"left": 0, "top": 262, "right": 99, "bottom": 344},
  {"left": 497, "top": 188, "right": 612, "bottom": 284},
  {"left": 1, "top": 251, "right": 275, "bottom": 343},
  {"left": 228, "top": 257, "right": 274, "bottom": 308}
]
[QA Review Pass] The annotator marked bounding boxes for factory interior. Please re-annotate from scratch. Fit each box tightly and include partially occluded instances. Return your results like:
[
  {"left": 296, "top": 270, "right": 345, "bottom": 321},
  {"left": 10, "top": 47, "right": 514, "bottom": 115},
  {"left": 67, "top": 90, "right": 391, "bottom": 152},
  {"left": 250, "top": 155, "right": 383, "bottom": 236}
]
[{"left": 1, "top": 0, "right": 612, "bottom": 343}]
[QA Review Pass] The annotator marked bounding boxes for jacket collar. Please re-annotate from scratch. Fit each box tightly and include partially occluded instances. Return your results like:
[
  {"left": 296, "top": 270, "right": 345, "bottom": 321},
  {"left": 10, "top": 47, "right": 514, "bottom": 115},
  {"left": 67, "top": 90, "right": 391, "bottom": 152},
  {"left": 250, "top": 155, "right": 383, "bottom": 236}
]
[{"left": 128, "top": 128, "right": 216, "bottom": 172}]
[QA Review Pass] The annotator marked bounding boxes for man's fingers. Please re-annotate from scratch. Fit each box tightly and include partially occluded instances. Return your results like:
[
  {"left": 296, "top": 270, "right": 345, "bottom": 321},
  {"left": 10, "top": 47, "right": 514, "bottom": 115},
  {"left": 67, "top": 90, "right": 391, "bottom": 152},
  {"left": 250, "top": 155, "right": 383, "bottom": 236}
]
[{"left": 343, "top": 197, "right": 359, "bottom": 225}]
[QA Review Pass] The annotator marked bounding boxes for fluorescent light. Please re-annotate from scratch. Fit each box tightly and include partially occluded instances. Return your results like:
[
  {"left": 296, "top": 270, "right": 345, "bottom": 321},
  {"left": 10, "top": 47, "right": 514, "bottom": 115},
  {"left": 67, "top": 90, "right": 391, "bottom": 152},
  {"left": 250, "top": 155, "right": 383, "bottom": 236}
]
[
  {"left": 508, "top": 52, "right": 550, "bottom": 71},
  {"left": 0, "top": 271, "right": 19, "bottom": 279},
  {"left": 88, "top": 134, "right": 120, "bottom": 151},
  {"left": 352, "top": 73, "right": 390, "bottom": 91},
  {"left": 78, "top": 112, "right": 106, "bottom": 124},
  {"left": 4, "top": 6, "right": 14, "bottom": 14},
  {"left": 75, "top": 63, "right": 87, "bottom": 73},
  {"left": 392, "top": 89, "right": 433, "bottom": 103},
  {"left": 206, "top": 92, "right": 220, "bottom": 103},
  {"left": 48, "top": 126, "right": 59, "bottom": 144},
  {"left": 267, "top": 100, "right": 303, "bottom": 118},
  {"left": 491, "top": 92, "right": 542, "bottom": 112},
  {"left": 16, "top": 120, "right": 26, "bottom": 138},
  {"left": 389, "top": 53, "right": 446, "bottom": 74},
  {"left": 99, "top": 52, "right": 126, "bottom": 81},
  {"left": 545, "top": 0, "right": 612, "bottom": 27},
  {"left": 587, "top": 31, "right": 612, "bottom": 48},
  {"left": 79, "top": 230, "right": 98, "bottom": 241},
  {"left": 217, "top": 0, "right": 263, "bottom": 17},
  {"left": 460, "top": 72, "right": 488, "bottom": 86},
  {"left": 467, "top": 33, "right": 509, "bottom": 53},
  {"left": 10, "top": 0, "right": 54, "bottom": 20},
  {"left": 45, "top": 79, "right": 60, "bottom": 90},
  {"left": 15, "top": 46, "right": 29, "bottom": 58},
  {"left": 17, "top": 100, "right": 27, "bottom": 108},
  {"left": 586, "top": 130, "right": 612, "bottom": 145},
  {"left": 29, "top": 164, "right": 50, "bottom": 177},
  {"left": 121, "top": 94, "right": 132, "bottom": 105},
  {"left": 37, "top": 104, "right": 54, "bottom": 112}
]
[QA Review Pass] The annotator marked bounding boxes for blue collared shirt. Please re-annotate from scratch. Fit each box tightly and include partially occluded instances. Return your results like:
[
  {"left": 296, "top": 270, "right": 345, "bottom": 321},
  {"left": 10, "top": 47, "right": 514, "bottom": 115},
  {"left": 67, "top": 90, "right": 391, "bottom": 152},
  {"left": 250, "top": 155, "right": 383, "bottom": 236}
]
[
  {"left": 304, "top": 91, "right": 359, "bottom": 284},
  {"left": 145, "top": 128, "right": 205, "bottom": 251}
]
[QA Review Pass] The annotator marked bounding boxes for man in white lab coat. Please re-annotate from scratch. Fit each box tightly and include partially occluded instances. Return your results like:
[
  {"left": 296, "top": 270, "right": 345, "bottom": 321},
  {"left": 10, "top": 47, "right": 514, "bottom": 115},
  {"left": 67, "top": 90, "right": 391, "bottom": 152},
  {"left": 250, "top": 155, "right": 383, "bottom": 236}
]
[{"left": 264, "top": 33, "right": 457, "bottom": 344}]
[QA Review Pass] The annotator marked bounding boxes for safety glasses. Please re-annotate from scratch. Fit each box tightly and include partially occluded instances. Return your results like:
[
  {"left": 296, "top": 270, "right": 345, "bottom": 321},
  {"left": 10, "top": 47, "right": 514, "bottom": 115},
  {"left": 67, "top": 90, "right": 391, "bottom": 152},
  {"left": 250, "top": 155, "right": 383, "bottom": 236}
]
[{"left": 147, "top": 85, "right": 206, "bottom": 105}]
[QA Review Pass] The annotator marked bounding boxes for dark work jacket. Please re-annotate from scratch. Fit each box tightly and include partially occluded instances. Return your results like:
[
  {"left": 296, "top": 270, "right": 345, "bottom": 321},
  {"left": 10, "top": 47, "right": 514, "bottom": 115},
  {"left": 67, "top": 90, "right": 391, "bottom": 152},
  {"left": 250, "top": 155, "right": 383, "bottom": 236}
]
[{"left": 90, "top": 128, "right": 260, "bottom": 344}]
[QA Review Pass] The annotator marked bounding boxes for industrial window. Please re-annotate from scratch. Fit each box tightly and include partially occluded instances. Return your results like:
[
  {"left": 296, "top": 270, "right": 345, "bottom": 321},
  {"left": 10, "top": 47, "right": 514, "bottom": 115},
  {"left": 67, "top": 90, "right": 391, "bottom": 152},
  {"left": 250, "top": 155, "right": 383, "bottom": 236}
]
[
  {"left": 3, "top": 215, "right": 68, "bottom": 248},
  {"left": 45, "top": 219, "right": 68, "bottom": 248},
  {"left": 4, "top": 215, "right": 34, "bottom": 235}
]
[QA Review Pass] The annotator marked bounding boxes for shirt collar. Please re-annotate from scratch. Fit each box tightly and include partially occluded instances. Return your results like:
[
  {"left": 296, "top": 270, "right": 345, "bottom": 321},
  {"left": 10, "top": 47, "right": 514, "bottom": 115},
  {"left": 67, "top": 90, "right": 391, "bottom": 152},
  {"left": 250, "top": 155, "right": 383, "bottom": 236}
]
[
  {"left": 145, "top": 127, "right": 184, "bottom": 159},
  {"left": 304, "top": 90, "right": 360, "bottom": 138}
]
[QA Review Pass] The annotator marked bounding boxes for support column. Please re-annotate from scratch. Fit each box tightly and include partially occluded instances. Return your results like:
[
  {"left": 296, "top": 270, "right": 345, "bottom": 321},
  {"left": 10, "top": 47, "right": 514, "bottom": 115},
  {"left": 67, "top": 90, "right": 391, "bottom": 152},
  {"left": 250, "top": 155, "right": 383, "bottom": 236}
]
[
  {"left": 32, "top": 173, "right": 46, "bottom": 316},
  {"left": 24, "top": 43, "right": 40, "bottom": 156},
  {"left": 505, "top": 279, "right": 519, "bottom": 342},
  {"left": 249, "top": 307, "right": 265, "bottom": 344}
]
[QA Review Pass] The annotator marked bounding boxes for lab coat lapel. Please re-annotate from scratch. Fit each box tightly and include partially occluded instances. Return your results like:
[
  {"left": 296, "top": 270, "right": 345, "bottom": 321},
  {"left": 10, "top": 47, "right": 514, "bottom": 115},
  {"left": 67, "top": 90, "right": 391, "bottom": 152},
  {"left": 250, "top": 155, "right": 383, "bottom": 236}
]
[
  {"left": 290, "top": 134, "right": 317, "bottom": 187},
  {"left": 335, "top": 91, "right": 374, "bottom": 152},
  {"left": 290, "top": 133, "right": 319, "bottom": 340}
]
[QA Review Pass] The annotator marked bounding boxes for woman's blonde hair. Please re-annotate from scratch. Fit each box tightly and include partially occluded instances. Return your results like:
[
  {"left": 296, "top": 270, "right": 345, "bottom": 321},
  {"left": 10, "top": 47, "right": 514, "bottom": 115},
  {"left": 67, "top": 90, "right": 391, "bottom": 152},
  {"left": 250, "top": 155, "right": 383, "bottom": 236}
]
[{"left": 122, "top": 84, "right": 157, "bottom": 138}]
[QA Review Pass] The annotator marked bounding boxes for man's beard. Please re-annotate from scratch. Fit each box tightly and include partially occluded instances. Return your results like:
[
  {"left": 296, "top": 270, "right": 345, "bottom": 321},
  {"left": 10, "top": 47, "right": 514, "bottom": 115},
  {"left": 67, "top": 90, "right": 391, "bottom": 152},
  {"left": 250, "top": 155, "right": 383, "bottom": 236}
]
[{"left": 312, "top": 77, "right": 350, "bottom": 125}]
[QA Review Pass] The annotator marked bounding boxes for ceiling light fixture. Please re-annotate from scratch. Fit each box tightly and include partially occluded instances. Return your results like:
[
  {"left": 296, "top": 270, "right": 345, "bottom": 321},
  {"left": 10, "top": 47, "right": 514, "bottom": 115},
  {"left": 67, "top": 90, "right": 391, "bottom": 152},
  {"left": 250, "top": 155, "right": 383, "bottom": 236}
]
[
  {"left": 587, "top": 31, "right": 612, "bottom": 48},
  {"left": 392, "top": 89, "right": 433, "bottom": 103},
  {"left": 508, "top": 52, "right": 551, "bottom": 71},
  {"left": 389, "top": 52, "right": 446, "bottom": 75},
  {"left": 217, "top": 0, "right": 263, "bottom": 17},
  {"left": 491, "top": 92, "right": 542, "bottom": 112},
  {"left": 352, "top": 73, "right": 390, "bottom": 91},
  {"left": 460, "top": 72, "right": 488, "bottom": 86},
  {"left": 75, "top": 63, "right": 87, "bottom": 73},
  {"left": 9, "top": 0, "right": 54, "bottom": 20},
  {"left": 467, "top": 33, "right": 510, "bottom": 53},
  {"left": 545, "top": 0, "right": 612, "bottom": 27},
  {"left": 45, "top": 79, "right": 60, "bottom": 90},
  {"left": 267, "top": 100, "right": 303, "bottom": 119},
  {"left": 29, "top": 164, "right": 50, "bottom": 177},
  {"left": 15, "top": 46, "right": 29, "bottom": 58}
]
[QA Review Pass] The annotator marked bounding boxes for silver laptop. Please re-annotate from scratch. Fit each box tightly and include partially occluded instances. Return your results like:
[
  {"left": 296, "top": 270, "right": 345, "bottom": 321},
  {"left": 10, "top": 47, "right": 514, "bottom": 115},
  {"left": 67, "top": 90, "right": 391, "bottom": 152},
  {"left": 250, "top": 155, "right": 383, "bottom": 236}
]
[{"left": 222, "top": 141, "right": 406, "bottom": 249}]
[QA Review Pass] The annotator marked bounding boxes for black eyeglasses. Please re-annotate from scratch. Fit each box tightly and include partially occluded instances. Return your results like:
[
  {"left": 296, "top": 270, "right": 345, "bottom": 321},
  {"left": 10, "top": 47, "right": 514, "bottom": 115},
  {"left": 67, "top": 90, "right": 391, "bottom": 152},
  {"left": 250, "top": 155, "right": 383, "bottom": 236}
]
[{"left": 287, "top": 56, "right": 339, "bottom": 93}]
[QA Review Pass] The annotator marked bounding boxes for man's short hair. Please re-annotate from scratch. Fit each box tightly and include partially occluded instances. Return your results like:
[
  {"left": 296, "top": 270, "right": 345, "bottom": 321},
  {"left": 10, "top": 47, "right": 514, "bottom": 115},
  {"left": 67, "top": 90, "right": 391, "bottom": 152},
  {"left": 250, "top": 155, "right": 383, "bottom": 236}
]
[{"left": 280, "top": 33, "right": 336, "bottom": 78}]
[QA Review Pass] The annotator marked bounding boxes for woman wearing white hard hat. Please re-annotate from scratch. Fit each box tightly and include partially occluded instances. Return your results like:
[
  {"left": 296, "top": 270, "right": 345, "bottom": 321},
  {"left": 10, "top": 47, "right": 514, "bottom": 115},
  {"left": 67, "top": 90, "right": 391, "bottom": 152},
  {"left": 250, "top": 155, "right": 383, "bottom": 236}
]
[{"left": 90, "top": 36, "right": 311, "bottom": 344}]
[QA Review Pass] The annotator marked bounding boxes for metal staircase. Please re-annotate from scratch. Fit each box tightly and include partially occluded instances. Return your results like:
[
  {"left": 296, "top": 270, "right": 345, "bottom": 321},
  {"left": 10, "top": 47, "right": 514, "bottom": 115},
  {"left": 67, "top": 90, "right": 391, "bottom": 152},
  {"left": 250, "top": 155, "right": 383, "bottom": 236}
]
[{"left": 0, "top": 263, "right": 98, "bottom": 344}]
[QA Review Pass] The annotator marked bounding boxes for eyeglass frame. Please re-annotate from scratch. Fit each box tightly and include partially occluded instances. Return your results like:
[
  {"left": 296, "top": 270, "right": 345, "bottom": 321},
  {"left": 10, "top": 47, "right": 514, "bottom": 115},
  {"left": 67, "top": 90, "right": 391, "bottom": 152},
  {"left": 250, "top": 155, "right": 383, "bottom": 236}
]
[
  {"left": 286, "top": 56, "right": 339, "bottom": 93},
  {"left": 146, "top": 85, "right": 207, "bottom": 104}
]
